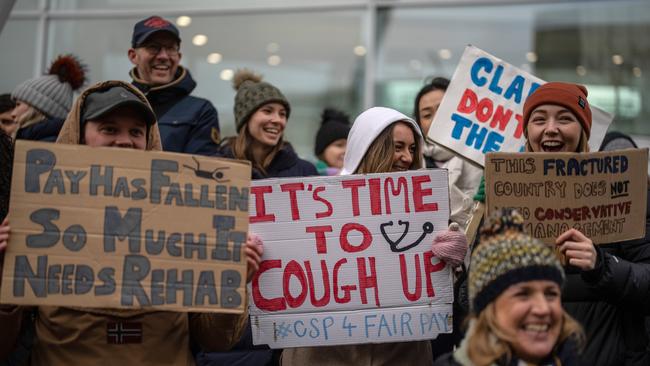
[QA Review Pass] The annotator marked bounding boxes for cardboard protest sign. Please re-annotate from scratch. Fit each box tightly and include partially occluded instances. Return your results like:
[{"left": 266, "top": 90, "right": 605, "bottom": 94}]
[
  {"left": 429, "top": 45, "right": 613, "bottom": 166},
  {"left": 247, "top": 170, "right": 453, "bottom": 348},
  {"left": 485, "top": 149, "right": 648, "bottom": 244},
  {"left": 1, "top": 140, "right": 251, "bottom": 313}
]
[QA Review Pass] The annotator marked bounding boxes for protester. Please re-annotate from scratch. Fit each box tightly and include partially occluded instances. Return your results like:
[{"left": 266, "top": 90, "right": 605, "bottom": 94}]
[
  {"left": 434, "top": 209, "right": 584, "bottom": 366},
  {"left": 414, "top": 77, "right": 482, "bottom": 230},
  {"left": 414, "top": 77, "right": 483, "bottom": 360},
  {"left": 197, "top": 69, "right": 316, "bottom": 366},
  {"left": 0, "top": 94, "right": 16, "bottom": 137},
  {"left": 216, "top": 69, "right": 316, "bottom": 179},
  {"left": 0, "top": 80, "right": 263, "bottom": 366},
  {"left": 280, "top": 106, "right": 468, "bottom": 365},
  {"left": 313, "top": 107, "right": 350, "bottom": 176},
  {"left": 11, "top": 54, "right": 86, "bottom": 141},
  {"left": 128, "top": 15, "right": 220, "bottom": 155},
  {"left": 522, "top": 82, "right": 650, "bottom": 365},
  {"left": 599, "top": 130, "right": 638, "bottom": 151}
]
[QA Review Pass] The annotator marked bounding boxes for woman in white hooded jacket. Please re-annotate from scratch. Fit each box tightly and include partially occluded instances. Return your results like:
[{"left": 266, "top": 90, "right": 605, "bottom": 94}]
[{"left": 280, "top": 107, "right": 468, "bottom": 366}]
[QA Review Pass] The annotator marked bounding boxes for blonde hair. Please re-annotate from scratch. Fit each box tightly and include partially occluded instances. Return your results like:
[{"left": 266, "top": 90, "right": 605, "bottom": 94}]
[
  {"left": 12, "top": 103, "right": 45, "bottom": 139},
  {"left": 466, "top": 303, "right": 585, "bottom": 366},
  {"left": 226, "top": 126, "right": 284, "bottom": 177},
  {"left": 355, "top": 122, "right": 422, "bottom": 174}
]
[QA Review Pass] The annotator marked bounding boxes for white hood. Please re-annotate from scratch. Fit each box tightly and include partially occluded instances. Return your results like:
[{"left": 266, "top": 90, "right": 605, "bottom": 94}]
[{"left": 341, "top": 106, "right": 424, "bottom": 175}]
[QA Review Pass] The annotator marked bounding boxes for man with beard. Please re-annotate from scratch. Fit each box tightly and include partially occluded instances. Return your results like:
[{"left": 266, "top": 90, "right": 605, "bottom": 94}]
[{"left": 128, "top": 15, "right": 220, "bottom": 155}]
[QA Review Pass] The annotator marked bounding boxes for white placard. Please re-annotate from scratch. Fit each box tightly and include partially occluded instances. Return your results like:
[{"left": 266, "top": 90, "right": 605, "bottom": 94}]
[
  {"left": 429, "top": 45, "right": 613, "bottom": 166},
  {"left": 248, "top": 170, "right": 453, "bottom": 348}
]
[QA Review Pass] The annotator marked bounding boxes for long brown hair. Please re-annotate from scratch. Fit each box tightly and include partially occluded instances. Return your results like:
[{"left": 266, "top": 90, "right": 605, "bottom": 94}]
[
  {"left": 226, "top": 126, "right": 284, "bottom": 176},
  {"left": 466, "top": 302, "right": 585, "bottom": 366},
  {"left": 355, "top": 121, "right": 422, "bottom": 174}
]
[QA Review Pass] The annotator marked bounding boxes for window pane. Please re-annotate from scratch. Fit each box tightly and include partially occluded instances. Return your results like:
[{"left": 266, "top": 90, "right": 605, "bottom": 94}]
[
  {"left": 51, "top": 0, "right": 358, "bottom": 11},
  {"left": 376, "top": 1, "right": 650, "bottom": 137},
  {"left": 13, "top": 0, "right": 40, "bottom": 11},
  {"left": 0, "top": 19, "right": 39, "bottom": 94},
  {"left": 47, "top": 11, "right": 364, "bottom": 159}
]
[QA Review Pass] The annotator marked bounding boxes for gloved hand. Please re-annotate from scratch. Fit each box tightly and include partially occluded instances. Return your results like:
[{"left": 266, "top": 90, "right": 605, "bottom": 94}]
[{"left": 431, "top": 222, "right": 468, "bottom": 267}]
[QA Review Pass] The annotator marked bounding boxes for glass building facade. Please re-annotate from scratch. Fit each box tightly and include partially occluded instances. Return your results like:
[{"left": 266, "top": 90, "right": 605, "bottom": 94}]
[{"left": 2, "top": 0, "right": 649, "bottom": 159}]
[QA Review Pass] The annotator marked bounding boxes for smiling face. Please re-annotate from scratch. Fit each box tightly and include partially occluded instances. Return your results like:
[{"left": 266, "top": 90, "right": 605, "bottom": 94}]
[
  {"left": 247, "top": 102, "right": 287, "bottom": 148},
  {"left": 128, "top": 32, "right": 181, "bottom": 86},
  {"left": 493, "top": 280, "right": 563, "bottom": 363},
  {"left": 417, "top": 89, "right": 445, "bottom": 137},
  {"left": 322, "top": 138, "right": 347, "bottom": 169},
  {"left": 391, "top": 122, "right": 416, "bottom": 172},
  {"left": 526, "top": 104, "right": 583, "bottom": 153},
  {"left": 83, "top": 106, "right": 147, "bottom": 150}
]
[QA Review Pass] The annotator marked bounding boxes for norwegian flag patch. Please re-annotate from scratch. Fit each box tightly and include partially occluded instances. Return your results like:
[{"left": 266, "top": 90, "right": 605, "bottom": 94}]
[{"left": 107, "top": 321, "right": 143, "bottom": 344}]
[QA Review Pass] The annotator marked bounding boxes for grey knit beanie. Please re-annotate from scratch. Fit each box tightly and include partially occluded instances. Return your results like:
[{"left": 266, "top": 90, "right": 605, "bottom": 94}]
[
  {"left": 232, "top": 69, "right": 290, "bottom": 132},
  {"left": 12, "top": 54, "right": 87, "bottom": 119}
]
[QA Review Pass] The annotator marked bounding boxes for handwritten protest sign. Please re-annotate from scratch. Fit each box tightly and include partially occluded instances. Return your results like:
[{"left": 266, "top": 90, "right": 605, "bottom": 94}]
[
  {"left": 1, "top": 140, "right": 251, "bottom": 313},
  {"left": 429, "top": 45, "right": 613, "bottom": 166},
  {"left": 485, "top": 149, "right": 648, "bottom": 244},
  {"left": 247, "top": 170, "right": 453, "bottom": 348}
]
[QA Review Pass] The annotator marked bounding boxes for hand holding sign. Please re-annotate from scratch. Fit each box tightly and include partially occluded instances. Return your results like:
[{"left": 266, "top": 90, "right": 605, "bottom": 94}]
[
  {"left": 557, "top": 228, "right": 597, "bottom": 271},
  {"left": 0, "top": 218, "right": 8, "bottom": 252},
  {"left": 431, "top": 222, "right": 467, "bottom": 268},
  {"left": 246, "top": 234, "right": 264, "bottom": 283}
]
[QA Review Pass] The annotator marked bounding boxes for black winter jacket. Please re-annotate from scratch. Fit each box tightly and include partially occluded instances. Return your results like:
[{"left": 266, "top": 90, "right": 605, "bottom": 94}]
[
  {"left": 216, "top": 143, "right": 317, "bottom": 180},
  {"left": 433, "top": 339, "right": 580, "bottom": 366},
  {"left": 131, "top": 66, "right": 220, "bottom": 155},
  {"left": 15, "top": 117, "right": 64, "bottom": 142},
  {"left": 562, "top": 188, "right": 650, "bottom": 366}
]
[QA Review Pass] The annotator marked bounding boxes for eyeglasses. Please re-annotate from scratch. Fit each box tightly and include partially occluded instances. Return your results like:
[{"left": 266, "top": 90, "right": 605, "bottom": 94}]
[{"left": 141, "top": 43, "right": 180, "bottom": 57}]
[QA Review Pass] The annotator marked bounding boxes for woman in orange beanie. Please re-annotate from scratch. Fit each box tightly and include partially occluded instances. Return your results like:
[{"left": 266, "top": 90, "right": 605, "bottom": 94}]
[{"left": 520, "top": 82, "right": 650, "bottom": 366}]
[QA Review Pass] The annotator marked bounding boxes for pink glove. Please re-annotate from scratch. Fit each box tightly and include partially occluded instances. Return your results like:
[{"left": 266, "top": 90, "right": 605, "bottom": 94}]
[{"left": 431, "top": 222, "right": 467, "bottom": 268}]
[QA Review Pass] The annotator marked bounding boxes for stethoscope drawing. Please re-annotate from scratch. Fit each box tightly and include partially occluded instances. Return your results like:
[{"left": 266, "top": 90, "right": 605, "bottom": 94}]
[{"left": 380, "top": 220, "right": 435, "bottom": 252}]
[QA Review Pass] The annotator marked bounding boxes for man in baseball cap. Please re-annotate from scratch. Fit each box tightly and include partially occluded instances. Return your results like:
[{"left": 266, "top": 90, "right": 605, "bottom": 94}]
[
  {"left": 82, "top": 85, "right": 155, "bottom": 125},
  {"left": 127, "top": 15, "right": 221, "bottom": 155},
  {"left": 80, "top": 83, "right": 157, "bottom": 149}
]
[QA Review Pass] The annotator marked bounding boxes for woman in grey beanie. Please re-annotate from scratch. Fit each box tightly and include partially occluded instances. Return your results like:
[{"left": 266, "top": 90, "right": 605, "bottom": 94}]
[{"left": 11, "top": 54, "right": 86, "bottom": 141}]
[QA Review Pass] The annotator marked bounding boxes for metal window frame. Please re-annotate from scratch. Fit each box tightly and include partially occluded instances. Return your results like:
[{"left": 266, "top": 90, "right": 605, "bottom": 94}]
[{"left": 6, "top": 0, "right": 625, "bottom": 108}]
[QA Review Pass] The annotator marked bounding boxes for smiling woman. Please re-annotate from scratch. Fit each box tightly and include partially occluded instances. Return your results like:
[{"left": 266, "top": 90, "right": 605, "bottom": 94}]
[
  {"left": 433, "top": 209, "right": 584, "bottom": 366},
  {"left": 207, "top": 70, "right": 317, "bottom": 365},
  {"left": 520, "top": 82, "right": 650, "bottom": 366},
  {"left": 281, "top": 107, "right": 468, "bottom": 366},
  {"left": 215, "top": 69, "right": 316, "bottom": 180}
]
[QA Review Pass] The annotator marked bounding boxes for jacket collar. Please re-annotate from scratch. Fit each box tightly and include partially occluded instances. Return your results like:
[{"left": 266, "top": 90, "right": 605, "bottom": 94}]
[
  {"left": 219, "top": 141, "right": 299, "bottom": 179},
  {"left": 129, "top": 66, "right": 194, "bottom": 97}
]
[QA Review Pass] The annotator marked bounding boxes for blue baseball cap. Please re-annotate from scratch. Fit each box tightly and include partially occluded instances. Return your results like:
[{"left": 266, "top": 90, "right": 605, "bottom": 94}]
[{"left": 131, "top": 16, "right": 180, "bottom": 48}]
